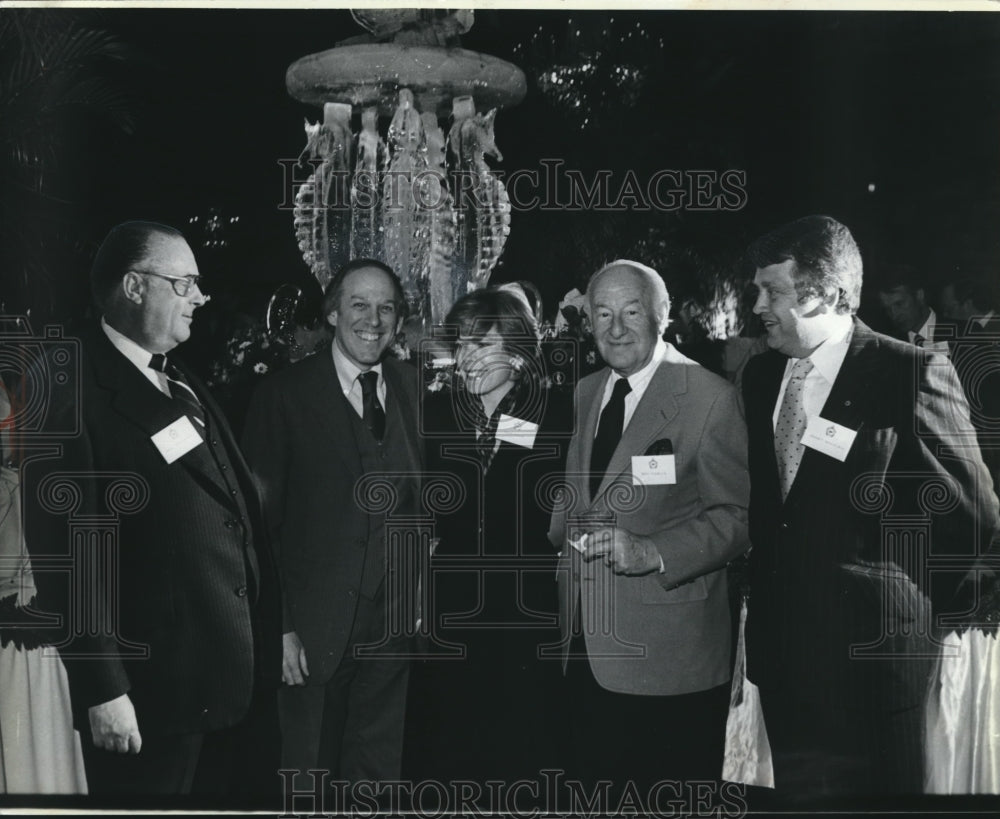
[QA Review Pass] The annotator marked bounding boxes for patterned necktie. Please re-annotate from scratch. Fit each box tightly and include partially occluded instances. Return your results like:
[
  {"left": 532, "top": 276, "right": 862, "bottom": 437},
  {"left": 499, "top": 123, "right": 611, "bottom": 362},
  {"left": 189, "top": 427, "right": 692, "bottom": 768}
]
[
  {"left": 590, "top": 377, "right": 632, "bottom": 497},
  {"left": 149, "top": 353, "right": 205, "bottom": 428},
  {"left": 774, "top": 357, "right": 814, "bottom": 500},
  {"left": 913, "top": 333, "right": 926, "bottom": 348},
  {"left": 470, "top": 389, "right": 518, "bottom": 472},
  {"left": 359, "top": 370, "right": 386, "bottom": 442}
]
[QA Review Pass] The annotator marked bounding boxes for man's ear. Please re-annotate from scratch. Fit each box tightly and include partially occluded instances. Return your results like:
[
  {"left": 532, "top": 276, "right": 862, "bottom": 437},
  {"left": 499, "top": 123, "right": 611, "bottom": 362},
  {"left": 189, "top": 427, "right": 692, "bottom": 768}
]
[
  {"left": 828, "top": 285, "right": 844, "bottom": 307},
  {"left": 326, "top": 309, "right": 338, "bottom": 329},
  {"left": 122, "top": 271, "right": 145, "bottom": 304}
]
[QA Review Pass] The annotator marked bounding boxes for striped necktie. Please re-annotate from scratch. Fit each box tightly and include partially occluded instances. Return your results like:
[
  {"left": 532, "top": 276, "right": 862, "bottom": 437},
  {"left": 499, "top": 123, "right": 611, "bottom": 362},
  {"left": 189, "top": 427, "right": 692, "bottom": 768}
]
[{"left": 149, "top": 353, "right": 205, "bottom": 428}]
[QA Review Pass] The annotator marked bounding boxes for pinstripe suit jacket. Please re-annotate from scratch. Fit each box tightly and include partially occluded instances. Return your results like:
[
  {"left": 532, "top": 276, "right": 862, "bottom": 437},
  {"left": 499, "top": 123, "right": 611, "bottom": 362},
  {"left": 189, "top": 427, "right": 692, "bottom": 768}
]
[{"left": 23, "top": 325, "right": 281, "bottom": 736}]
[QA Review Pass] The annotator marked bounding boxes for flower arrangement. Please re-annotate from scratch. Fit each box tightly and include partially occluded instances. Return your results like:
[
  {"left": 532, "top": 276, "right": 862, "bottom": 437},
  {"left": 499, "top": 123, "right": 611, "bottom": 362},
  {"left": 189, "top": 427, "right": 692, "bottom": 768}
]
[{"left": 207, "top": 323, "right": 287, "bottom": 388}]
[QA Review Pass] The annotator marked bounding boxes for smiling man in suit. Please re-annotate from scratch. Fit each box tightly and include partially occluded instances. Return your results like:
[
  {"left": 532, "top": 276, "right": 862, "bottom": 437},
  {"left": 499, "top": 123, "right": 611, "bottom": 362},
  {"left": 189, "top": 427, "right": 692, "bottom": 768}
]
[
  {"left": 549, "top": 260, "right": 749, "bottom": 793},
  {"left": 23, "top": 221, "right": 281, "bottom": 800},
  {"left": 742, "top": 215, "right": 1000, "bottom": 799},
  {"left": 242, "top": 259, "right": 422, "bottom": 792}
]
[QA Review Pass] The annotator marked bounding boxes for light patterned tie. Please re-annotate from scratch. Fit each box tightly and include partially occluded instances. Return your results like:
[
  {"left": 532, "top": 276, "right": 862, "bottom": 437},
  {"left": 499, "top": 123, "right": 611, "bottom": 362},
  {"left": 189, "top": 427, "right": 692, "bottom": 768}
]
[{"left": 774, "top": 357, "right": 814, "bottom": 499}]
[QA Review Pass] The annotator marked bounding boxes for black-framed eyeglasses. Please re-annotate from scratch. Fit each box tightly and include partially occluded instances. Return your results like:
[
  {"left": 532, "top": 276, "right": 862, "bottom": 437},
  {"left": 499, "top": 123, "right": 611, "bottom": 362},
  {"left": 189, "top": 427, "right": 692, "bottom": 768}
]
[{"left": 134, "top": 271, "right": 203, "bottom": 297}]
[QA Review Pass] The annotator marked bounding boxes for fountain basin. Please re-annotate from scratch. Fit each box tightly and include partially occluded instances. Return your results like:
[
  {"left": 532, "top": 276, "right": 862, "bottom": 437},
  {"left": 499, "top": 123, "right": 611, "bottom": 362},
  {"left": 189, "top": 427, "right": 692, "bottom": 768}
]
[{"left": 286, "top": 44, "right": 526, "bottom": 117}]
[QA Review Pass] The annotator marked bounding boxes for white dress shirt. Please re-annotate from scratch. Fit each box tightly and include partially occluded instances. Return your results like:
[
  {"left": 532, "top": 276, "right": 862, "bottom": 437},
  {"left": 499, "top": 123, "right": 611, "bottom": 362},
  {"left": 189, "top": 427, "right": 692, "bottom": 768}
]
[
  {"left": 772, "top": 321, "right": 853, "bottom": 430},
  {"left": 909, "top": 308, "right": 937, "bottom": 345},
  {"left": 332, "top": 341, "right": 386, "bottom": 419},
  {"left": 596, "top": 338, "right": 668, "bottom": 436},
  {"left": 101, "top": 317, "right": 171, "bottom": 396},
  {"left": 975, "top": 310, "right": 997, "bottom": 330}
]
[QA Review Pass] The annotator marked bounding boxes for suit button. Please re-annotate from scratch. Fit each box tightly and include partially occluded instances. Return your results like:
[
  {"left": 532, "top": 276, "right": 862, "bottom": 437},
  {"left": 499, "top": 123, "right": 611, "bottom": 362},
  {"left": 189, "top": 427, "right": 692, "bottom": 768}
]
[
  {"left": 201, "top": 707, "right": 209, "bottom": 715},
  {"left": 348, "top": 590, "right": 357, "bottom": 598},
  {"left": 780, "top": 523, "right": 789, "bottom": 530},
  {"left": 211, "top": 439, "right": 218, "bottom": 447},
  {"left": 224, "top": 520, "right": 235, "bottom": 529},
  {"left": 230, "top": 489, "right": 238, "bottom": 496},
  {"left": 235, "top": 585, "right": 247, "bottom": 597},
  {"left": 220, "top": 464, "right": 228, "bottom": 471}
]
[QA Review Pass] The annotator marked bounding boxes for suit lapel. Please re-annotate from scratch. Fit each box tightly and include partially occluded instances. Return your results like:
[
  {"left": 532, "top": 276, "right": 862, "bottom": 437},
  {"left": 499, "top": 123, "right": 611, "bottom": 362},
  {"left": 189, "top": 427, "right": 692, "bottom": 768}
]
[
  {"left": 88, "top": 329, "right": 239, "bottom": 509},
  {"left": 591, "top": 357, "right": 682, "bottom": 503},
  {"left": 302, "top": 354, "right": 364, "bottom": 477},
  {"left": 750, "top": 350, "right": 787, "bottom": 504},
  {"left": 383, "top": 361, "right": 422, "bottom": 472},
  {"left": 577, "top": 373, "right": 605, "bottom": 504}
]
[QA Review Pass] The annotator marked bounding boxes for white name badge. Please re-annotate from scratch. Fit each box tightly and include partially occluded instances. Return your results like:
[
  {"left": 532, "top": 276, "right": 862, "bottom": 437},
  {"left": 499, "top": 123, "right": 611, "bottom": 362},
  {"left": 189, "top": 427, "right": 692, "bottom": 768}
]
[
  {"left": 495, "top": 414, "right": 538, "bottom": 448},
  {"left": 151, "top": 416, "right": 204, "bottom": 464},
  {"left": 801, "top": 416, "right": 858, "bottom": 462},
  {"left": 632, "top": 454, "right": 677, "bottom": 485}
]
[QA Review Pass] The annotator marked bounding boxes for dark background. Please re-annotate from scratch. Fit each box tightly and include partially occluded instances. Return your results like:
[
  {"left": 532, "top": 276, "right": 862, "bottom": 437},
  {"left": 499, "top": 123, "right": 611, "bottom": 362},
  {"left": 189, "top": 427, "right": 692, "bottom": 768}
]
[{"left": 4, "top": 8, "right": 1000, "bottom": 353}]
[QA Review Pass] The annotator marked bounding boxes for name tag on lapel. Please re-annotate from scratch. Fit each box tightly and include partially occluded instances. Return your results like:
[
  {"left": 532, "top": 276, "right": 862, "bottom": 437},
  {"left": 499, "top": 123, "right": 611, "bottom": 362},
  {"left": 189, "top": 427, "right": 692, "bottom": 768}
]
[
  {"left": 496, "top": 414, "right": 538, "bottom": 448},
  {"left": 151, "top": 416, "right": 204, "bottom": 464},
  {"left": 632, "top": 455, "right": 676, "bottom": 485},
  {"left": 801, "top": 416, "right": 857, "bottom": 462}
]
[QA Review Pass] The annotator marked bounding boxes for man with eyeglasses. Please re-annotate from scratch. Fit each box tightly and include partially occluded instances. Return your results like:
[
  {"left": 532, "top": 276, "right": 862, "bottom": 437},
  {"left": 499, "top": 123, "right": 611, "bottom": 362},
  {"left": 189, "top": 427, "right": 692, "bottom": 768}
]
[{"left": 23, "top": 221, "right": 281, "bottom": 803}]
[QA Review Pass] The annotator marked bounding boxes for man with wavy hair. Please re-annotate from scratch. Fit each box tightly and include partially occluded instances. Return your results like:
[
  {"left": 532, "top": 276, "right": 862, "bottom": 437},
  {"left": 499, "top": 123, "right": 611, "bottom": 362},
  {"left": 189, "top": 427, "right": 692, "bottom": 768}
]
[{"left": 742, "top": 215, "right": 1000, "bottom": 798}]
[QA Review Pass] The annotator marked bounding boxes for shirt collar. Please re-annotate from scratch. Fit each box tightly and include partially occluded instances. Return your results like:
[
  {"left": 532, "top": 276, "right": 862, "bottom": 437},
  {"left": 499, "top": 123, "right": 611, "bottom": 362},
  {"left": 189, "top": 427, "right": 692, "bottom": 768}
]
[
  {"left": 912, "top": 308, "right": 936, "bottom": 342},
  {"left": 331, "top": 339, "right": 383, "bottom": 395},
  {"left": 800, "top": 319, "right": 853, "bottom": 383},
  {"left": 101, "top": 316, "right": 155, "bottom": 369},
  {"left": 975, "top": 310, "right": 996, "bottom": 329},
  {"left": 610, "top": 337, "right": 667, "bottom": 391}
]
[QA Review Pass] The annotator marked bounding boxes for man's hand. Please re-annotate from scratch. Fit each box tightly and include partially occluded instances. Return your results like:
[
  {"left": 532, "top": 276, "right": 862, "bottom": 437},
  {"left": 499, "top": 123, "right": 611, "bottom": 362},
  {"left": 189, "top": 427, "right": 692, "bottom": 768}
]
[
  {"left": 582, "top": 527, "right": 662, "bottom": 575},
  {"left": 88, "top": 693, "right": 141, "bottom": 754},
  {"left": 282, "top": 630, "right": 309, "bottom": 686}
]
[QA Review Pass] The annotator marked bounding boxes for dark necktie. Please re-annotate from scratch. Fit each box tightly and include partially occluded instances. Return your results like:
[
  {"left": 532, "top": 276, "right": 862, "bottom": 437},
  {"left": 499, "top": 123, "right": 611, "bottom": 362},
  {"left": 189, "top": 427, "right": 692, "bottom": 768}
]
[
  {"left": 913, "top": 333, "right": 926, "bottom": 348},
  {"left": 149, "top": 353, "right": 205, "bottom": 428},
  {"left": 590, "top": 377, "right": 631, "bottom": 497},
  {"left": 359, "top": 370, "right": 386, "bottom": 442}
]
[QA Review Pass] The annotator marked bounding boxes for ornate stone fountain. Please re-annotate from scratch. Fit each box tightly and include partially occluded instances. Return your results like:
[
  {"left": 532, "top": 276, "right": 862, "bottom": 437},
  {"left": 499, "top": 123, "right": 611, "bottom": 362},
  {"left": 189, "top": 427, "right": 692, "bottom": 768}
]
[{"left": 286, "top": 9, "right": 526, "bottom": 331}]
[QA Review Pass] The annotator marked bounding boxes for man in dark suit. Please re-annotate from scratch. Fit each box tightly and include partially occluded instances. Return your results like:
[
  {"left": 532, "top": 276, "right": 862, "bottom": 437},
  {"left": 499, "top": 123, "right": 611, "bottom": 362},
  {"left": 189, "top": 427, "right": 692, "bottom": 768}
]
[
  {"left": 877, "top": 263, "right": 958, "bottom": 351},
  {"left": 23, "top": 221, "right": 281, "bottom": 799},
  {"left": 242, "top": 260, "right": 422, "bottom": 792},
  {"left": 742, "top": 215, "right": 1000, "bottom": 798},
  {"left": 548, "top": 260, "right": 750, "bottom": 793}
]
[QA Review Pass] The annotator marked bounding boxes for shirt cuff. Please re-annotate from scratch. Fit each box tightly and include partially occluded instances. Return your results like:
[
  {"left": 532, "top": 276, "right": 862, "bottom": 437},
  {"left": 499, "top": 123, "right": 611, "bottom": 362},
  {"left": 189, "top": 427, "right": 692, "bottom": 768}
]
[{"left": 658, "top": 554, "right": 666, "bottom": 574}]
